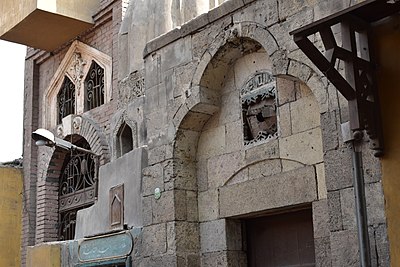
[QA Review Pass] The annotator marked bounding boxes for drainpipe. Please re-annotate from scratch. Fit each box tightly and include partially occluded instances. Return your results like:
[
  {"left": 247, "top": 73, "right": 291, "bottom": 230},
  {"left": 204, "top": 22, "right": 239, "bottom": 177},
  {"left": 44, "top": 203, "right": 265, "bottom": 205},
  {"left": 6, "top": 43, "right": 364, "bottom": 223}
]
[{"left": 341, "top": 122, "right": 371, "bottom": 267}]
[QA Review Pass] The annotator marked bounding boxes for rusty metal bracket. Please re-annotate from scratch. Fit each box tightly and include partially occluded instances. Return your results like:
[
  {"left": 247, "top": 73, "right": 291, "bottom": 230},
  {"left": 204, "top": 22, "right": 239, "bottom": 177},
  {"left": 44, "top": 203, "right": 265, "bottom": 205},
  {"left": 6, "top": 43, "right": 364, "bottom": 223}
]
[{"left": 290, "top": 0, "right": 400, "bottom": 157}]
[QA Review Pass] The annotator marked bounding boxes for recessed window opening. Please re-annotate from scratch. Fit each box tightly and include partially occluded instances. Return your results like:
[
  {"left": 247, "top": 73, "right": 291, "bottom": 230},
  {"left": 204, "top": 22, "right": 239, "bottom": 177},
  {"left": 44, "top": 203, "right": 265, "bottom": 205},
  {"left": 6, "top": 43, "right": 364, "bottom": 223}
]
[
  {"left": 241, "top": 72, "right": 277, "bottom": 146},
  {"left": 57, "top": 76, "right": 76, "bottom": 124},
  {"left": 116, "top": 122, "right": 133, "bottom": 158},
  {"left": 85, "top": 60, "right": 105, "bottom": 111}
]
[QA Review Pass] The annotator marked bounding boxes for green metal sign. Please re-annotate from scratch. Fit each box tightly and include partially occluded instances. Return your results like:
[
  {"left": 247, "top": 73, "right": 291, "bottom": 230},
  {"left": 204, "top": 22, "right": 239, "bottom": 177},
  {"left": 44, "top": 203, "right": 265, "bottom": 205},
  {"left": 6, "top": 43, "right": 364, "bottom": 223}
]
[{"left": 78, "top": 231, "right": 133, "bottom": 262}]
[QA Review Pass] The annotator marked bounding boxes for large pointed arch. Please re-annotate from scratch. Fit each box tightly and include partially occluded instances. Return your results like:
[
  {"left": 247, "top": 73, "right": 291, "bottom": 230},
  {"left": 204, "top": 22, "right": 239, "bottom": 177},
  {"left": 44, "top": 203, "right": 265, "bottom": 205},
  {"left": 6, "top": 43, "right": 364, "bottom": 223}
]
[{"left": 43, "top": 40, "right": 112, "bottom": 128}]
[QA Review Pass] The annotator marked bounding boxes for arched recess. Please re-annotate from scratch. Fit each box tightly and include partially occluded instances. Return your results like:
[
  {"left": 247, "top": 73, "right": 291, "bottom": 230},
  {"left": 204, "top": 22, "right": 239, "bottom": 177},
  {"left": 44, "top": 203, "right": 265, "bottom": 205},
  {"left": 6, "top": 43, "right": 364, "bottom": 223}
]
[
  {"left": 111, "top": 110, "right": 138, "bottom": 160},
  {"left": 172, "top": 22, "right": 328, "bottom": 265},
  {"left": 35, "top": 115, "right": 110, "bottom": 243}
]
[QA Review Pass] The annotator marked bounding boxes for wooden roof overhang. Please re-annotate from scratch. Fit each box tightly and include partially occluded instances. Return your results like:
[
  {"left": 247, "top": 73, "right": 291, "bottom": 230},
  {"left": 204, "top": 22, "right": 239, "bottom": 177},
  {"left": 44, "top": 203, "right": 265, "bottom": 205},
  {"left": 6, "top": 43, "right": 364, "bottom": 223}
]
[{"left": 290, "top": 0, "right": 400, "bottom": 156}]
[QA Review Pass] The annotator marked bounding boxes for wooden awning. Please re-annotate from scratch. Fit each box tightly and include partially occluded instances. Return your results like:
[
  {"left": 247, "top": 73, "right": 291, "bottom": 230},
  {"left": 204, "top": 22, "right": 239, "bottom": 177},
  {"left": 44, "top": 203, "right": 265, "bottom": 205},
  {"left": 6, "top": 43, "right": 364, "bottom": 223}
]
[{"left": 290, "top": 0, "right": 400, "bottom": 156}]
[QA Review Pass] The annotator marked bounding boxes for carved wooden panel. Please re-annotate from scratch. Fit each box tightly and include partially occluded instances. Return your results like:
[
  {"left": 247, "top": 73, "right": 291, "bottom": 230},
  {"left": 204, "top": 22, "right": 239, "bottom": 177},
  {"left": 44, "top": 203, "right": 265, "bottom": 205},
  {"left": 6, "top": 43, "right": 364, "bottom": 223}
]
[{"left": 110, "top": 184, "right": 124, "bottom": 229}]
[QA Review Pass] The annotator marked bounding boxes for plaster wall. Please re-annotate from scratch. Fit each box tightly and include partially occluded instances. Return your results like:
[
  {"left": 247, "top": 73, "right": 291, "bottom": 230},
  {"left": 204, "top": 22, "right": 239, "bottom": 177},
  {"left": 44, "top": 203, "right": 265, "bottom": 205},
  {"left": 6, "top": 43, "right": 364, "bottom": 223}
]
[
  {"left": 76, "top": 147, "right": 146, "bottom": 238},
  {"left": 0, "top": 166, "right": 23, "bottom": 267}
]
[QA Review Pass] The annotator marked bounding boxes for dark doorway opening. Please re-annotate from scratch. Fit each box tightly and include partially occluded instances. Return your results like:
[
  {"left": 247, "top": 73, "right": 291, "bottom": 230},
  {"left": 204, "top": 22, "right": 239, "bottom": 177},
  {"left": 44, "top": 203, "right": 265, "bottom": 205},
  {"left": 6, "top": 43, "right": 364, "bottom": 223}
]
[{"left": 245, "top": 209, "right": 315, "bottom": 267}]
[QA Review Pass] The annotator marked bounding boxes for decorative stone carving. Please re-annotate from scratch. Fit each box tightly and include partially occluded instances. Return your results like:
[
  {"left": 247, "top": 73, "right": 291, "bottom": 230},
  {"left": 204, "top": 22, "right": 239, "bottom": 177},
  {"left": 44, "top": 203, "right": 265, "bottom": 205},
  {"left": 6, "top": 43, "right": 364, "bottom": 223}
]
[
  {"left": 70, "top": 52, "right": 87, "bottom": 96},
  {"left": 241, "top": 71, "right": 278, "bottom": 146},
  {"left": 118, "top": 70, "right": 145, "bottom": 108},
  {"left": 73, "top": 116, "right": 83, "bottom": 132},
  {"left": 110, "top": 184, "right": 124, "bottom": 229},
  {"left": 57, "top": 125, "right": 64, "bottom": 137}
]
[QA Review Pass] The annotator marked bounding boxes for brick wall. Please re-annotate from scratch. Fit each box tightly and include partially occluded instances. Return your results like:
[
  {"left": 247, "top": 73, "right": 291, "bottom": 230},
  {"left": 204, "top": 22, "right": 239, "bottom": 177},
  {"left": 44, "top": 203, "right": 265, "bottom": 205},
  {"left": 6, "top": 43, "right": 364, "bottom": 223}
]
[{"left": 21, "top": 0, "right": 123, "bottom": 265}]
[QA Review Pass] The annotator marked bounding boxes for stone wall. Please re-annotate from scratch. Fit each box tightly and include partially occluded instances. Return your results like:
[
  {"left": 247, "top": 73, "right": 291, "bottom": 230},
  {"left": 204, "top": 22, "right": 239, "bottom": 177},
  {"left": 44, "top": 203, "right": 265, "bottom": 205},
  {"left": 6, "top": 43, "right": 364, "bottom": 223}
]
[{"left": 22, "top": 0, "right": 390, "bottom": 266}]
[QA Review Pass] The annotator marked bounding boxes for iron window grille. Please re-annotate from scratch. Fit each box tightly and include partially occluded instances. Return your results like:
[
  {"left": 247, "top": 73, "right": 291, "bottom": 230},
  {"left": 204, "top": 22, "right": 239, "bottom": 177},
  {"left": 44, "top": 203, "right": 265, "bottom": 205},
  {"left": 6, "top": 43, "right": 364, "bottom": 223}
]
[
  {"left": 58, "top": 140, "right": 98, "bottom": 241},
  {"left": 57, "top": 76, "right": 76, "bottom": 124},
  {"left": 85, "top": 61, "right": 105, "bottom": 111}
]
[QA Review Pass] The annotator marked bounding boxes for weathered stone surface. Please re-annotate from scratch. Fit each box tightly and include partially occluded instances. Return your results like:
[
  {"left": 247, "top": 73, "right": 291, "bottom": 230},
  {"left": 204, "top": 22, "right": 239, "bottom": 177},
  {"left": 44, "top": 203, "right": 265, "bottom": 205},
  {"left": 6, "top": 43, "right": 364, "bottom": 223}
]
[
  {"left": 271, "top": 8, "right": 314, "bottom": 52},
  {"left": 198, "top": 189, "right": 219, "bottom": 222},
  {"left": 207, "top": 151, "right": 245, "bottom": 188},
  {"left": 152, "top": 190, "right": 175, "bottom": 223},
  {"left": 306, "top": 73, "right": 329, "bottom": 113},
  {"left": 200, "top": 220, "right": 228, "bottom": 253},
  {"left": 244, "top": 138, "right": 279, "bottom": 163},
  {"left": 201, "top": 251, "right": 247, "bottom": 267},
  {"left": 281, "top": 159, "right": 305, "bottom": 172},
  {"left": 313, "top": 199, "right": 330, "bottom": 238},
  {"left": 361, "top": 143, "right": 382, "bottom": 184},
  {"left": 314, "top": 236, "right": 332, "bottom": 267},
  {"left": 277, "top": 103, "right": 292, "bottom": 137},
  {"left": 197, "top": 126, "right": 226, "bottom": 161},
  {"left": 233, "top": 52, "right": 272, "bottom": 90},
  {"left": 186, "top": 190, "right": 199, "bottom": 222},
  {"left": 375, "top": 224, "right": 390, "bottom": 267},
  {"left": 207, "top": 0, "right": 244, "bottom": 23},
  {"left": 225, "top": 120, "right": 243, "bottom": 153},
  {"left": 279, "top": 128, "right": 324, "bottom": 165},
  {"left": 174, "top": 129, "right": 199, "bottom": 161},
  {"left": 143, "top": 196, "right": 153, "bottom": 226},
  {"left": 324, "top": 148, "right": 353, "bottom": 191},
  {"left": 320, "top": 110, "right": 339, "bottom": 152},
  {"left": 172, "top": 221, "right": 200, "bottom": 252},
  {"left": 278, "top": 0, "right": 314, "bottom": 20},
  {"left": 248, "top": 159, "right": 282, "bottom": 179},
  {"left": 233, "top": 0, "right": 279, "bottom": 27},
  {"left": 314, "top": 0, "right": 347, "bottom": 21},
  {"left": 328, "top": 191, "right": 343, "bottom": 232},
  {"left": 291, "top": 95, "right": 320, "bottom": 134},
  {"left": 225, "top": 220, "right": 243, "bottom": 251},
  {"left": 316, "top": 163, "right": 327, "bottom": 199},
  {"left": 219, "top": 166, "right": 317, "bottom": 217},
  {"left": 277, "top": 78, "right": 296, "bottom": 106},
  {"left": 287, "top": 59, "right": 312, "bottom": 82},
  {"left": 341, "top": 182, "right": 386, "bottom": 229},
  {"left": 197, "top": 159, "right": 209, "bottom": 192},
  {"left": 142, "top": 164, "right": 164, "bottom": 196},
  {"left": 219, "top": 90, "right": 241, "bottom": 125},
  {"left": 330, "top": 230, "right": 359, "bottom": 267},
  {"left": 142, "top": 223, "right": 167, "bottom": 257}
]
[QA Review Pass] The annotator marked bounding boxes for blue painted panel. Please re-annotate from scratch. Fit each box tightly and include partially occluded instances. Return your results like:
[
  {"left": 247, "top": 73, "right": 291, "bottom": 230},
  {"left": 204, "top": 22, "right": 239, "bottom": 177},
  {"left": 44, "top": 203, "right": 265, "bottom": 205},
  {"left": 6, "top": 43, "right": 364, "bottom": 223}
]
[{"left": 78, "top": 232, "right": 133, "bottom": 262}]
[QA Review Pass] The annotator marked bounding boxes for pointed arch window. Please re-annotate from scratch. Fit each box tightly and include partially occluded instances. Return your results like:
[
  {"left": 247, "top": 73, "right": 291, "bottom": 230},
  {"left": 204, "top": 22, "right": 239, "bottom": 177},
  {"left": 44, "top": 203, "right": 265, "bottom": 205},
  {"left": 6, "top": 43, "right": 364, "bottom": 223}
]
[
  {"left": 58, "top": 139, "right": 97, "bottom": 241},
  {"left": 45, "top": 41, "right": 112, "bottom": 128},
  {"left": 85, "top": 61, "right": 105, "bottom": 111},
  {"left": 57, "top": 76, "right": 76, "bottom": 124},
  {"left": 116, "top": 122, "right": 133, "bottom": 158}
]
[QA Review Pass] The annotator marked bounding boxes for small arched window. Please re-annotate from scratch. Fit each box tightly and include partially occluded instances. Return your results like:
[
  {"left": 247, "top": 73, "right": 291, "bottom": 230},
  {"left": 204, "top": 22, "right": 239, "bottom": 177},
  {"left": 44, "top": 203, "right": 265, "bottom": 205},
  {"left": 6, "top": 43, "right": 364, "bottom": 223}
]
[
  {"left": 57, "top": 76, "right": 75, "bottom": 124},
  {"left": 116, "top": 122, "right": 133, "bottom": 158},
  {"left": 85, "top": 61, "right": 105, "bottom": 111}
]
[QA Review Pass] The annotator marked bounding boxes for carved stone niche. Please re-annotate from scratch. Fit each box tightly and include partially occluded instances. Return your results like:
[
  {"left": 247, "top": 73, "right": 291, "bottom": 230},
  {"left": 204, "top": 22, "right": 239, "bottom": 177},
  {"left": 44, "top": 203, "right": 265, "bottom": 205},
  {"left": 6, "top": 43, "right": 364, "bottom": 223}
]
[
  {"left": 110, "top": 184, "right": 124, "bottom": 229},
  {"left": 59, "top": 114, "right": 83, "bottom": 137},
  {"left": 241, "top": 71, "right": 278, "bottom": 146}
]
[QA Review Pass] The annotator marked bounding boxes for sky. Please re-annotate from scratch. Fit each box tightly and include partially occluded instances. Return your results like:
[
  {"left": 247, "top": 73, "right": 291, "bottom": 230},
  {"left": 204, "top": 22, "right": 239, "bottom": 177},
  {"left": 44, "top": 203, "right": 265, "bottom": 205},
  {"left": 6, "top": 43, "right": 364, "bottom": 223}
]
[{"left": 0, "top": 40, "right": 26, "bottom": 162}]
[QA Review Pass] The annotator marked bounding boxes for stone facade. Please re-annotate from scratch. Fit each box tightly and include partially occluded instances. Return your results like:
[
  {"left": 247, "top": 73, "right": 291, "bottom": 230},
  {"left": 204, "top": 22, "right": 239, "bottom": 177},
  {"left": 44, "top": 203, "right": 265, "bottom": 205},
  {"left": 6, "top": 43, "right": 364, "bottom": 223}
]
[{"left": 22, "top": 0, "right": 390, "bottom": 266}]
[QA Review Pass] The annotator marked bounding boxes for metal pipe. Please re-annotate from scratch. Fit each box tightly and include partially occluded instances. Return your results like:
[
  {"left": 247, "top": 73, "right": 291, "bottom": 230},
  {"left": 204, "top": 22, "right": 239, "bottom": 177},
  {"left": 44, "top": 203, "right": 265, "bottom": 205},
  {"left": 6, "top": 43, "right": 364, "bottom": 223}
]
[{"left": 351, "top": 138, "right": 371, "bottom": 267}]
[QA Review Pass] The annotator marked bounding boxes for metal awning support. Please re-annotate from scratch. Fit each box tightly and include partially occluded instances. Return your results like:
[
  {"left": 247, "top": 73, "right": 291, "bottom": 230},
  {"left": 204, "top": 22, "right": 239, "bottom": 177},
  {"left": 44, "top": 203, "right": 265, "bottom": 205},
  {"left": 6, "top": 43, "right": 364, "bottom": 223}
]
[{"left": 290, "top": 1, "right": 400, "bottom": 266}]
